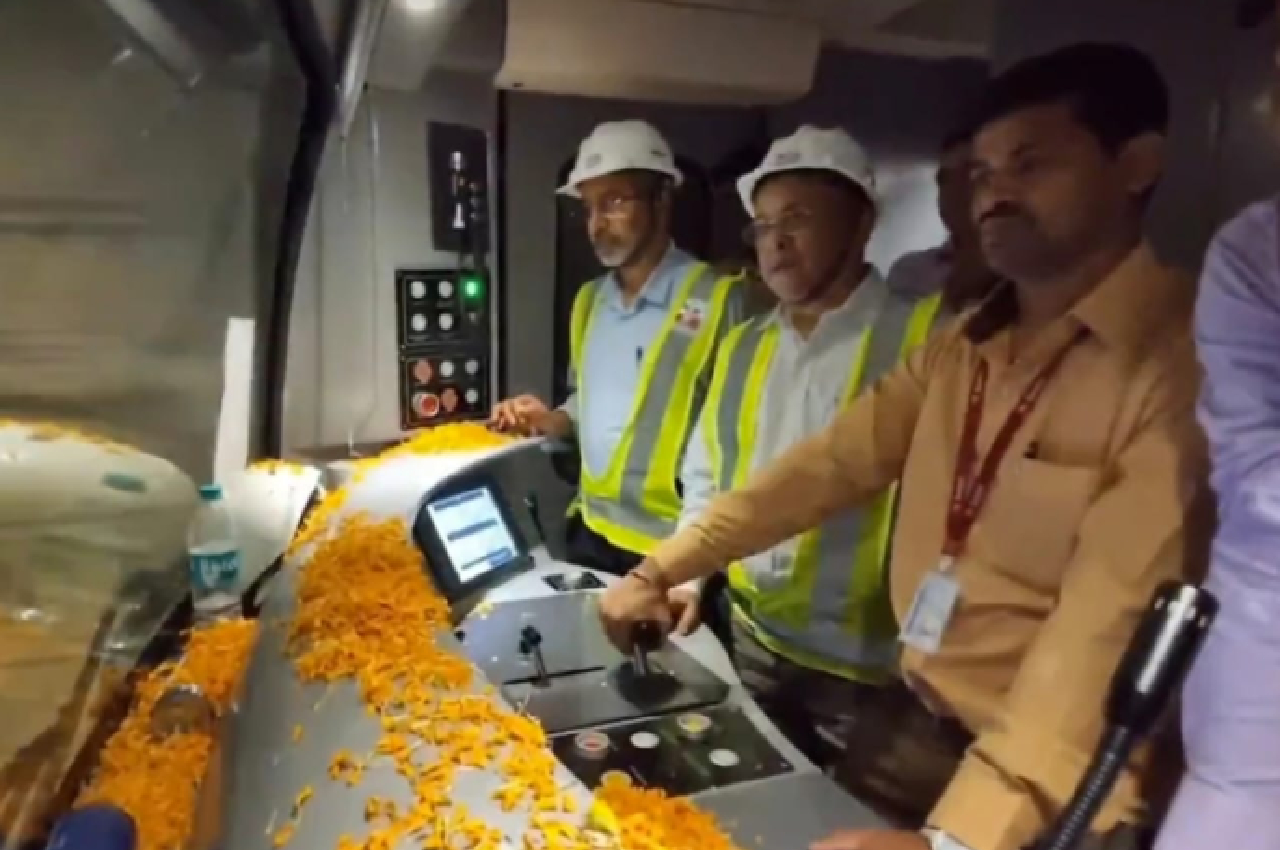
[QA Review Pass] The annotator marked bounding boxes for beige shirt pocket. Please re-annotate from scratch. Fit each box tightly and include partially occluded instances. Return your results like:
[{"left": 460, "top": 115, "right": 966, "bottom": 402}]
[{"left": 977, "top": 458, "right": 1102, "bottom": 590}]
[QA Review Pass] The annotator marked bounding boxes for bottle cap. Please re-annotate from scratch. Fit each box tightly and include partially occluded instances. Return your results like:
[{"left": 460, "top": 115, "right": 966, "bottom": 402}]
[{"left": 198, "top": 484, "right": 223, "bottom": 501}]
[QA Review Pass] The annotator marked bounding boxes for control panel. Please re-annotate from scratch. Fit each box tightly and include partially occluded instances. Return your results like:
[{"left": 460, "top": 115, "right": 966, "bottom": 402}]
[
  {"left": 456, "top": 594, "right": 729, "bottom": 735},
  {"left": 551, "top": 705, "right": 793, "bottom": 796},
  {"left": 396, "top": 268, "right": 491, "bottom": 429}
]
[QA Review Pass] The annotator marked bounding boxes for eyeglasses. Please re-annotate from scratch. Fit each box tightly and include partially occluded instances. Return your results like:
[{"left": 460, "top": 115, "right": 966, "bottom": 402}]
[
  {"left": 742, "top": 208, "right": 817, "bottom": 246},
  {"left": 576, "top": 194, "right": 644, "bottom": 222}
]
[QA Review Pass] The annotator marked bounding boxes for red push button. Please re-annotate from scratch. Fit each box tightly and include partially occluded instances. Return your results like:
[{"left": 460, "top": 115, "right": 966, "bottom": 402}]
[
  {"left": 441, "top": 388, "right": 459, "bottom": 413},
  {"left": 412, "top": 393, "right": 440, "bottom": 418}
]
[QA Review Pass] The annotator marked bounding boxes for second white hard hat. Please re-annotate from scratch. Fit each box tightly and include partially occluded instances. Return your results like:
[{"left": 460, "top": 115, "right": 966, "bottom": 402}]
[
  {"left": 557, "top": 120, "right": 683, "bottom": 197},
  {"left": 737, "top": 125, "right": 877, "bottom": 216}
]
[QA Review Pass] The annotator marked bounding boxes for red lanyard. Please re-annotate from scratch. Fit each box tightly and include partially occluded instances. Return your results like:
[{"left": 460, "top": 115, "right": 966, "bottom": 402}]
[{"left": 942, "top": 332, "right": 1085, "bottom": 558}]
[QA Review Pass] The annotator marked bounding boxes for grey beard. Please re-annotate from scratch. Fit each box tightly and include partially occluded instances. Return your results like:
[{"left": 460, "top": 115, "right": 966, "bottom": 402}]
[{"left": 594, "top": 246, "right": 632, "bottom": 268}]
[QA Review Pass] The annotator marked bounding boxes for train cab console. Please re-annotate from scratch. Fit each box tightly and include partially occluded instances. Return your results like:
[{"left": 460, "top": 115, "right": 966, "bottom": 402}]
[
  {"left": 218, "top": 440, "right": 884, "bottom": 850},
  {"left": 409, "top": 458, "right": 796, "bottom": 796}
]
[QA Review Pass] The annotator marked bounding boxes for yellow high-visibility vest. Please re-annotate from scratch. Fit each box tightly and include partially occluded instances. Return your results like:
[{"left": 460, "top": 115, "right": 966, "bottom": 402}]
[
  {"left": 569, "top": 263, "right": 741, "bottom": 555},
  {"left": 706, "top": 292, "right": 943, "bottom": 682}
]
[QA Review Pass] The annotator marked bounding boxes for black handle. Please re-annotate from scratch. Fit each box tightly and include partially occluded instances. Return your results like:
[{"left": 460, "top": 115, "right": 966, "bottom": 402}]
[
  {"left": 1029, "top": 582, "right": 1218, "bottom": 850},
  {"left": 519, "top": 625, "right": 543, "bottom": 654},
  {"left": 632, "top": 620, "right": 663, "bottom": 652},
  {"left": 1105, "top": 582, "right": 1218, "bottom": 734}
]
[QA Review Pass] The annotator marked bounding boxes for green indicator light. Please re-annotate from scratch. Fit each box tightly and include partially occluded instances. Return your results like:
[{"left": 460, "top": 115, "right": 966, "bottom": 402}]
[{"left": 461, "top": 276, "right": 484, "bottom": 299}]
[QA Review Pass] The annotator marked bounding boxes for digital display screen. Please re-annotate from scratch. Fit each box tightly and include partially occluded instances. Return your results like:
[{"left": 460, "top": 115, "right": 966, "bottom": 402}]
[{"left": 426, "top": 486, "right": 519, "bottom": 583}]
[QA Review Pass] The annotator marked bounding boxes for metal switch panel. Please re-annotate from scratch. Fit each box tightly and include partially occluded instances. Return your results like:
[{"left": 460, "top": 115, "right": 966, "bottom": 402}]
[{"left": 396, "top": 268, "right": 491, "bottom": 429}]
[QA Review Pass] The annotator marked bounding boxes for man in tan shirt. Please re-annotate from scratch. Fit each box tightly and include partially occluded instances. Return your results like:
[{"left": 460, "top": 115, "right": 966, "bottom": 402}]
[{"left": 598, "top": 43, "right": 1207, "bottom": 850}]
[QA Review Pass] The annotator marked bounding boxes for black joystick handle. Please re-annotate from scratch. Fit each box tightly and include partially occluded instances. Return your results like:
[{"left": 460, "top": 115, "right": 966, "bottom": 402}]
[
  {"left": 519, "top": 625, "right": 543, "bottom": 652},
  {"left": 630, "top": 621, "right": 663, "bottom": 676},
  {"left": 1105, "top": 583, "right": 1217, "bottom": 734},
  {"left": 632, "top": 620, "right": 663, "bottom": 651},
  {"left": 519, "top": 625, "right": 550, "bottom": 687},
  {"left": 1030, "top": 582, "right": 1218, "bottom": 850}
]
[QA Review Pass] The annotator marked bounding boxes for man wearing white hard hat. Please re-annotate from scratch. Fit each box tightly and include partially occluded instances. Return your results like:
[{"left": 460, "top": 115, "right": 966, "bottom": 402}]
[
  {"left": 491, "top": 121, "right": 745, "bottom": 574},
  {"left": 658, "top": 126, "right": 945, "bottom": 768}
]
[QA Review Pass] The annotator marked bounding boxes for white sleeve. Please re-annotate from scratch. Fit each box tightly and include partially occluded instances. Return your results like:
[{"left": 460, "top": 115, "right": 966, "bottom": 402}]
[
  {"left": 675, "top": 410, "right": 717, "bottom": 593},
  {"left": 558, "top": 356, "right": 579, "bottom": 424},
  {"left": 921, "top": 830, "right": 971, "bottom": 850},
  {"left": 558, "top": 391, "right": 579, "bottom": 425}
]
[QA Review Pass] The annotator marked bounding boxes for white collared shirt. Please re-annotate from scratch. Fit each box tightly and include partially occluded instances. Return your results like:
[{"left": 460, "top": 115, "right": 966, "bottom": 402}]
[{"left": 678, "top": 269, "right": 890, "bottom": 575}]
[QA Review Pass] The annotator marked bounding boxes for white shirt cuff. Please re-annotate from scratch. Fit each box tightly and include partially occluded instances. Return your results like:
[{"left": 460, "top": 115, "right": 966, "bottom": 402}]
[{"left": 921, "top": 829, "right": 972, "bottom": 850}]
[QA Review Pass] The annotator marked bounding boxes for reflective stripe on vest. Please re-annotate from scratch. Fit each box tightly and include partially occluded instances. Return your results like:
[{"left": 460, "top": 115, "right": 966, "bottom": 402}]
[
  {"left": 709, "top": 293, "right": 943, "bottom": 681},
  {"left": 569, "top": 263, "right": 740, "bottom": 555}
]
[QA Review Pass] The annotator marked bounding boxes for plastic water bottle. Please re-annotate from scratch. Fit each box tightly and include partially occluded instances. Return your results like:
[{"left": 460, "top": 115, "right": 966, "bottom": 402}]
[{"left": 188, "top": 484, "right": 242, "bottom": 622}]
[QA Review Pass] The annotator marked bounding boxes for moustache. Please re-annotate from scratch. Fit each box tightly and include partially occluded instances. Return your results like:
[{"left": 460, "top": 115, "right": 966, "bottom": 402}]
[{"left": 979, "top": 203, "right": 1031, "bottom": 227}]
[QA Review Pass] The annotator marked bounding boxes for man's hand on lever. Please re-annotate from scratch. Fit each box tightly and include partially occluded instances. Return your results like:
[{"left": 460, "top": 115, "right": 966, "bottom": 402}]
[
  {"left": 598, "top": 561, "right": 675, "bottom": 650},
  {"left": 666, "top": 586, "right": 701, "bottom": 636},
  {"left": 811, "top": 830, "right": 929, "bottom": 850}
]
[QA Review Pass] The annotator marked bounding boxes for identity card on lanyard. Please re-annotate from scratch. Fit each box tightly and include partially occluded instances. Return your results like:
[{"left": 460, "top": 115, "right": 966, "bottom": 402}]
[{"left": 900, "top": 332, "right": 1085, "bottom": 654}]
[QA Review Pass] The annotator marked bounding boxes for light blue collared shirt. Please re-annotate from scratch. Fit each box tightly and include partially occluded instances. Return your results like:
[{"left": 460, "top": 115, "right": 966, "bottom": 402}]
[{"left": 560, "top": 244, "right": 742, "bottom": 475}]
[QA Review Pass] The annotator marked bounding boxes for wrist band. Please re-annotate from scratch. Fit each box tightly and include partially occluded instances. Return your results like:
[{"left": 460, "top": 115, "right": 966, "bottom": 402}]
[{"left": 627, "top": 565, "right": 669, "bottom": 593}]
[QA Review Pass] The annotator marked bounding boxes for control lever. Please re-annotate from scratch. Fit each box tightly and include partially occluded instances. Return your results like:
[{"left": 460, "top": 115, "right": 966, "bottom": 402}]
[
  {"left": 1028, "top": 581, "right": 1218, "bottom": 850},
  {"left": 630, "top": 620, "right": 663, "bottom": 677},
  {"left": 519, "top": 625, "right": 550, "bottom": 689},
  {"left": 612, "top": 620, "right": 678, "bottom": 706}
]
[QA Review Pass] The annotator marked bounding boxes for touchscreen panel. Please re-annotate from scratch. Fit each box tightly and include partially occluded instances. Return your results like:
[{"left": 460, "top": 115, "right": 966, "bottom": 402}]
[{"left": 425, "top": 486, "right": 519, "bottom": 583}]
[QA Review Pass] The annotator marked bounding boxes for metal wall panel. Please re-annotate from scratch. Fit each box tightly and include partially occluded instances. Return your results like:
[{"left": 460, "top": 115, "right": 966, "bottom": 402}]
[
  {"left": 991, "top": 0, "right": 1242, "bottom": 270},
  {"left": 283, "top": 74, "right": 500, "bottom": 451}
]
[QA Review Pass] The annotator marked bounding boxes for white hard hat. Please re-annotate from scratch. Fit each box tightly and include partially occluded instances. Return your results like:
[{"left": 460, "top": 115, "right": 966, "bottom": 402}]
[
  {"left": 737, "top": 126, "right": 877, "bottom": 216},
  {"left": 557, "top": 120, "right": 683, "bottom": 197}
]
